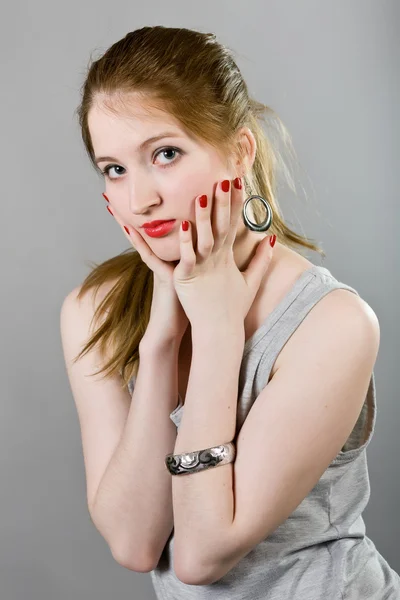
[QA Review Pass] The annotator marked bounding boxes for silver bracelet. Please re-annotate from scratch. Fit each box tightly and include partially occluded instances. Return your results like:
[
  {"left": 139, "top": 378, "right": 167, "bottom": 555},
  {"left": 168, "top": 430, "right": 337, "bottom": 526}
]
[{"left": 165, "top": 442, "right": 236, "bottom": 476}]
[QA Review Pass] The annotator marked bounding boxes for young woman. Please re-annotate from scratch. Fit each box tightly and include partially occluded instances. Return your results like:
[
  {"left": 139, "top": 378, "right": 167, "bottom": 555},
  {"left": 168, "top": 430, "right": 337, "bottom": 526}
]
[{"left": 60, "top": 25, "right": 400, "bottom": 599}]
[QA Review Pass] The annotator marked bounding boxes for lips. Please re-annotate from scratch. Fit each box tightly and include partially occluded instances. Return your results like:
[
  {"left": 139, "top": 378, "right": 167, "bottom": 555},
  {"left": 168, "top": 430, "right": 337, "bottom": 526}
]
[
  {"left": 142, "top": 220, "right": 175, "bottom": 228},
  {"left": 142, "top": 220, "right": 177, "bottom": 238}
]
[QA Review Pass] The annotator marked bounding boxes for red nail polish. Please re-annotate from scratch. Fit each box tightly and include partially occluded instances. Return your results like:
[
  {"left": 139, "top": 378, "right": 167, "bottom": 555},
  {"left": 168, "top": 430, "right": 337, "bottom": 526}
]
[
  {"left": 102, "top": 193, "right": 109, "bottom": 202},
  {"left": 233, "top": 177, "right": 242, "bottom": 190},
  {"left": 182, "top": 221, "right": 189, "bottom": 231},
  {"left": 270, "top": 234, "right": 276, "bottom": 248},
  {"left": 106, "top": 205, "right": 114, "bottom": 216},
  {"left": 123, "top": 226, "right": 130, "bottom": 234},
  {"left": 199, "top": 195, "right": 208, "bottom": 208},
  {"left": 221, "top": 180, "right": 230, "bottom": 192}
]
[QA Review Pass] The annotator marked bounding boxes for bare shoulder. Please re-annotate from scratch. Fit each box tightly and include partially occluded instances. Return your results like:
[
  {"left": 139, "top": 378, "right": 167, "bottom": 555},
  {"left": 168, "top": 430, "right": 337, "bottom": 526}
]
[
  {"left": 274, "top": 287, "right": 380, "bottom": 373},
  {"left": 61, "top": 277, "right": 121, "bottom": 330},
  {"left": 63, "top": 277, "right": 120, "bottom": 316},
  {"left": 60, "top": 278, "right": 123, "bottom": 373},
  {"left": 310, "top": 287, "right": 380, "bottom": 332}
]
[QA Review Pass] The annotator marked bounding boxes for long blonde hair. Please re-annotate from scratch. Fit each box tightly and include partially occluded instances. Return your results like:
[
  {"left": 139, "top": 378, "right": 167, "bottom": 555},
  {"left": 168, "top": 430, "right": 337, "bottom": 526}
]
[{"left": 73, "top": 26, "right": 325, "bottom": 389}]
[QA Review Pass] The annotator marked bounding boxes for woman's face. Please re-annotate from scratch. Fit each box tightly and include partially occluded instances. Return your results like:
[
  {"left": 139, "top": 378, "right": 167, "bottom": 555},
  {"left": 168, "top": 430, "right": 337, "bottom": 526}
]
[{"left": 88, "top": 98, "right": 252, "bottom": 263}]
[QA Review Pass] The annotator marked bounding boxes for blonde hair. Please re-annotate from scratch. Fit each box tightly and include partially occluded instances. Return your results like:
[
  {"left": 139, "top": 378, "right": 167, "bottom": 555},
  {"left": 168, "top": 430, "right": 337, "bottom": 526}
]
[{"left": 73, "top": 26, "right": 325, "bottom": 388}]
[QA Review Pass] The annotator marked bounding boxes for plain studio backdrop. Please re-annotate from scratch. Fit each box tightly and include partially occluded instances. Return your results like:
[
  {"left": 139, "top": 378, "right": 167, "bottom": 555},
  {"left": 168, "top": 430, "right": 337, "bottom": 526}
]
[{"left": 1, "top": 1, "right": 398, "bottom": 598}]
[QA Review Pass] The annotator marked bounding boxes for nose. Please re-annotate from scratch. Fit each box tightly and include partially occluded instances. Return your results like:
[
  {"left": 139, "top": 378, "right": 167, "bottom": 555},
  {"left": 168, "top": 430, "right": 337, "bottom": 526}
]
[
  {"left": 129, "top": 200, "right": 160, "bottom": 216},
  {"left": 128, "top": 180, "right": 161, "bottom": 216}
]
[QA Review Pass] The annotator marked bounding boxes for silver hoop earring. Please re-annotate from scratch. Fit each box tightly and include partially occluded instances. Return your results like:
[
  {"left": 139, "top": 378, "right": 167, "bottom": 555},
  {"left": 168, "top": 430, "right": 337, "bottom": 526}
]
[{"left": 242, "top": 194, "right": 273, "bottom": 233}]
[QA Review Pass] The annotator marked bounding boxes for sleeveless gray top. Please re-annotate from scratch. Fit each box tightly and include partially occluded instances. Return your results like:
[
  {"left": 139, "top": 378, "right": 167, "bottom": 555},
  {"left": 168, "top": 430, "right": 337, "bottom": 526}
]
[{"left": 128, "top": 264, "right": 400, "bottom": 599}]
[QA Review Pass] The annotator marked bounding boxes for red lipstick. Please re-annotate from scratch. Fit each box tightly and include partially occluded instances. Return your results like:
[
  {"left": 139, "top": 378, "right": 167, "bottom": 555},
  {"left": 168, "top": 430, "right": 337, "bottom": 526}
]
[{"left": 142, "top": 220, "right": 176, "bottom": 238}]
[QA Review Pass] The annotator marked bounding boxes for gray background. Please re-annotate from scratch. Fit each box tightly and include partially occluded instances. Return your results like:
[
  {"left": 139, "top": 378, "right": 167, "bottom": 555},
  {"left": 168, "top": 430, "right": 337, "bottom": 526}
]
[{"left": 1, "top": 1, "right": 398, "bottom": 598}]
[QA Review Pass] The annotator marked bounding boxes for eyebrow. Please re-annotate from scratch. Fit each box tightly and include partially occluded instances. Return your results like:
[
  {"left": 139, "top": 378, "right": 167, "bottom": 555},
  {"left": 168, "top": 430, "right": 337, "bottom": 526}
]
[{"left": 94, "top": 131, "right": 183, "bottom": 165}]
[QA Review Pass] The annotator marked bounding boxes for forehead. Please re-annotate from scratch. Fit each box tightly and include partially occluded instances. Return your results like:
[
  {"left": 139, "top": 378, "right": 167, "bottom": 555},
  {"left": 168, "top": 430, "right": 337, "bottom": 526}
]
[{"left": 88, "top": 95, "right": 185, "bottom": 145}]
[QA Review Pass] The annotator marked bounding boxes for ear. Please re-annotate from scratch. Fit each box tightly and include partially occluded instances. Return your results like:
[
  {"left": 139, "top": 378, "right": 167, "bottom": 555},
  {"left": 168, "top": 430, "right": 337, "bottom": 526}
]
[{"left": 232, "top": 127, "right": 257, "bottom": 176}]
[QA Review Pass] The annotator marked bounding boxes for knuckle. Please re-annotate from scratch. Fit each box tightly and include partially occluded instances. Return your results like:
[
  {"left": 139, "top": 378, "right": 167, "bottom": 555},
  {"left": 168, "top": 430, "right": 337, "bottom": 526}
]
[
  {"left": 202, "top": 241, "right": 214, "bottom": 253},
  {"left": 199, "top": 210, "right": 211, "bottom": 222},
  {"left": 219, "top": 194, "right": 231, "bottom": 206},
  {"left": 185, "top": 255, "right": 196, "bottom": 267},
  {"left": 221, "top": 226, "right": 230, "bottom": 238}
]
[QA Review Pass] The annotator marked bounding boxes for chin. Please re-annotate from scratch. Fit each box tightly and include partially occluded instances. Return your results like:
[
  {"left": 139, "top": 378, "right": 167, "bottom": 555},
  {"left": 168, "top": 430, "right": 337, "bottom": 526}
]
[
  {"left": 151, "top": 233, "right": 197, "bottom": 262},
  {"left": 152, "top": 247, "right": 182, "bottom": 263}
]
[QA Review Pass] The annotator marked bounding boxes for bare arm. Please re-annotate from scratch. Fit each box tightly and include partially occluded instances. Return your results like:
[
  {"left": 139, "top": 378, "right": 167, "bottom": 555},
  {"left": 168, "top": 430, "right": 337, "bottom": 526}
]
[
  {"left": 61, "top": 267, "right": 188, "bottom": 573},
  {"left": 90, "top": 337, "right": 180, "bottom": 572}
]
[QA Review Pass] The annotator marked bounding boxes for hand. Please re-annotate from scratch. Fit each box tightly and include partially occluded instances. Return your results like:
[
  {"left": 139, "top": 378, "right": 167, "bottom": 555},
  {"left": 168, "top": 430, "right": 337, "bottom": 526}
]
[
  {"left": 110, "top": 206, "right": 189, "bottom": 344},
  {"left": 172, "top": 177, "right": 275, "bottom": 329}
]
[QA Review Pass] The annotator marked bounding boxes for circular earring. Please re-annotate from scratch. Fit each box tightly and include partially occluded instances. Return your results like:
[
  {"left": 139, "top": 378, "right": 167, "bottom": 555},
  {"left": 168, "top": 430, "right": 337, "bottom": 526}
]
[{"left": 242, "top": 194, "right": 273, "bottom": 233}]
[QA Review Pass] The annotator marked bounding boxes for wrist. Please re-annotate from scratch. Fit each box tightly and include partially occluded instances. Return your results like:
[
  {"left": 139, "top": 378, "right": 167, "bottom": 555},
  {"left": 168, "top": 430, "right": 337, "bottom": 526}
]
[
  {"left": 191, "top": 320, "right": 245, "bottom": 346},
  {"left": 139, "top": 332, "right": 182, "bottom": 356}
]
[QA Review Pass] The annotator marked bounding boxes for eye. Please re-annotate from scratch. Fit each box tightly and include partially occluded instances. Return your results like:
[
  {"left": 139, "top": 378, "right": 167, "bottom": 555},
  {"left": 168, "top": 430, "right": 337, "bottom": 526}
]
[
  {"left": 101, "top": 165, "right": 125, "bottom": 180},
  {"left": 100, "top": 146, "right": 184, "bottom": 181},
  {"left": 154, "top": 146, "right": 183, "bottom": 167}
]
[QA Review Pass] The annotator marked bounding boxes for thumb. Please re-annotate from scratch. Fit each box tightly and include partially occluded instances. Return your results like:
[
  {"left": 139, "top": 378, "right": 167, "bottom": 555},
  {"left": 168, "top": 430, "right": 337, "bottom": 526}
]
[{"left": 242, "top": 235, "right": 274, "bottom": 293}]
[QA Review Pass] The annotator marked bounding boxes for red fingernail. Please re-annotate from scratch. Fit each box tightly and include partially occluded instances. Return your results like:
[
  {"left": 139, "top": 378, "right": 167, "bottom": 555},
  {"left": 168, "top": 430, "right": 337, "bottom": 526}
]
[
  {"left": 199, "top": 194, "right": 207, "bottom": 208},
  {"left": 123, "top": 226, "right": 130, "bottom": 234},
  {"left": 221, "top": 180, "right": 230, "bottom": 192},
  {"left": 270, "top": 234, "right": 276, "bottom": 247},
  {"left": 102, "top": 193, "right": 109, "bottom": 202},
  {"left": 182, "top": 221, "right": 189, "bottom": 231},
  {"left": 106, "top": 205, "right": 114, "bottom": 216},
  {"left": 233, "top": 177, "right": 242, "bottom": 190}
]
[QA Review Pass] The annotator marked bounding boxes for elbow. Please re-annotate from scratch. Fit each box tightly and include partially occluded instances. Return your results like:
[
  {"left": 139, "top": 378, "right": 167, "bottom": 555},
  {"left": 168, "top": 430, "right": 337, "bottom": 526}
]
[
  {"left": 89, "top": 504, "right": 157, "bottom": 572},
  {"left": 110, "top": 543, "right": 157, "bottom": 573},
  {"left": 175, "top": 564, "right": 216, "bottom": 586},
  {"left": 174, "top": 551, "right": 216, "bottom": 586}
]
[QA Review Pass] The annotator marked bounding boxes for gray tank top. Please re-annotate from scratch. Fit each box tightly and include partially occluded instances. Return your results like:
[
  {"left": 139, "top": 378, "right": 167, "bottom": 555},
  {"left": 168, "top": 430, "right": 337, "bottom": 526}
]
[{"left": 129, "top": 264, "right": 400, "bottom": 599}]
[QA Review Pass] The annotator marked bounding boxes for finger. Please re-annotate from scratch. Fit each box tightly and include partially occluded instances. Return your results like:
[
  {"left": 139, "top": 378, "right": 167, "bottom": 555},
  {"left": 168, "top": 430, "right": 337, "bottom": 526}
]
[
  {"left": 106, "top": 203, "right": 141, "bottom": 253},
  {"left": 242, "top": 235, "right": 274, "bottom": 295},
  {"left": 212, "top": 179, "right": 231, "bottom": 253},
  {"left": 195, "top": 193, "right": 214, "bottom": 261},
  {"left": 111, "top": 208, "right": 139, "bottom": 250},
  {"left": 225, "top": 177, "right": 244, "bottom": 248},
  {"left": 107, "top": 204, "right": 128, "bottom": 237},
  {"left": 178, "top": 220, "right": 196, "bottom": 276},
  {"left": 123, "top": 225, "right": 160, "bottom": 271},
  {"left": 105, "top": 203, "right": 161, "bottom": 272}
]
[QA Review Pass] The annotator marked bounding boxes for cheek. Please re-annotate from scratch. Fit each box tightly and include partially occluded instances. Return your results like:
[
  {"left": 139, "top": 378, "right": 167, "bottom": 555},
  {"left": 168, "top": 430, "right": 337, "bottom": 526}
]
[
  {"left": 176, "top": 170, "right": 223, "bottom": 213},
  {"left": 110, "top": 199, "right": 128, "bottom": 219},
  {"left": 169, "top": 173, "right": 202, "bottom": 216}
]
